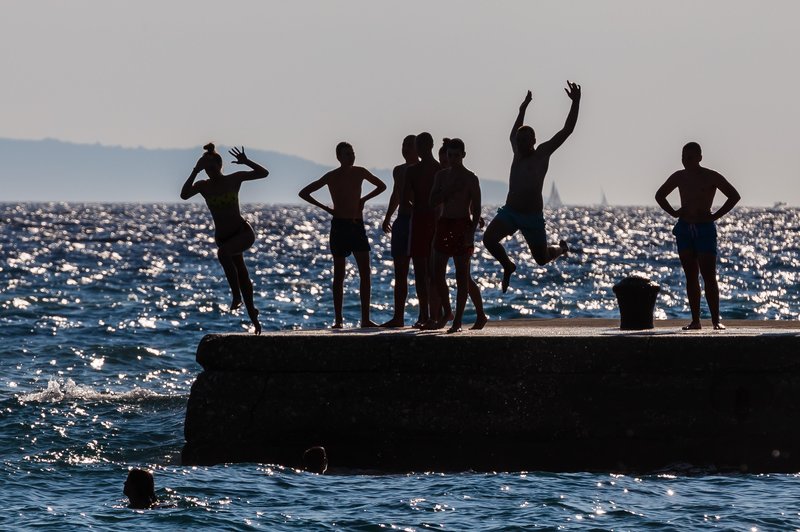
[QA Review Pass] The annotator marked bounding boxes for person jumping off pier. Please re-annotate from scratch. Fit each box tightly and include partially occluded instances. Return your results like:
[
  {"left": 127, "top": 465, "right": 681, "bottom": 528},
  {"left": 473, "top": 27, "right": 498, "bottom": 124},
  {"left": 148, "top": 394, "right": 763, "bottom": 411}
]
[
  {"left": 180, "top": 143, "right": 268, "bottom": 335},
  {"left": 299, "top": 142, "right": 386, "bottom": 328},
  {"left": 655, "top": 142, "right": 741, "bottom": 330},
  {"left": 483, "top": 83, "right": 581, "bottom": 293}
]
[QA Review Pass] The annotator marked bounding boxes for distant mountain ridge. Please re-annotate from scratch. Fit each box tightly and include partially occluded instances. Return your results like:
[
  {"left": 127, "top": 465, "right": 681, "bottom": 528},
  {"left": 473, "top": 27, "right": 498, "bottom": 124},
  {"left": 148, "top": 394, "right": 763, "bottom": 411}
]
[{"left": 0, "top": 138, "right": 510, "bottom": 204}]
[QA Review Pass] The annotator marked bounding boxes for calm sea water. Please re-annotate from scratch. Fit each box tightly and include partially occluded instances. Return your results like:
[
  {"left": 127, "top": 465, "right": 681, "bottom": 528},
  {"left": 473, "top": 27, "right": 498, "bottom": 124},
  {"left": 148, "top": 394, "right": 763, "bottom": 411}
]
[{"left": 1, "top": 202, "right": 799, "bottom": 530}]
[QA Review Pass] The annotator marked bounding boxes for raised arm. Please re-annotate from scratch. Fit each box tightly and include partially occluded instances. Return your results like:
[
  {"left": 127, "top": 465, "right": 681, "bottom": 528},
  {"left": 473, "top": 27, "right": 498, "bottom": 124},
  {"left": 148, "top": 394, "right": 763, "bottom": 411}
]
[
  {"left": 298, "top": 174, "right": 334, "bottom": 215},
  {"left": 360, "top": 170, "right": 387, "bottom": 208},
  {"left": 711, "top": 173, "right": 741, "bottom": 221},
  {"left": 229, "top": 146, "right": 269, "bottom": 182},
  {"left": 539, "top": 81, "right": 581, "bottom": 156},
  {"left": 655, "top": 173, "right": 681, "bottom": 218},
  {"left": 510, "top": 90, "right": 533, "bottom": 150},
  {"left": 180, "top": 164, "right": 204, "bottom": 200}
]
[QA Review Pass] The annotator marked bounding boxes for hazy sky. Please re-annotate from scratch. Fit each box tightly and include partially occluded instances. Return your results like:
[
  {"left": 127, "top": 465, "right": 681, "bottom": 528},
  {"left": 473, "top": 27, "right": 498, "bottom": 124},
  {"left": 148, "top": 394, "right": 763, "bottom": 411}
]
[{"left": 2, "top": 0, "right": 799, "bottom": 205}]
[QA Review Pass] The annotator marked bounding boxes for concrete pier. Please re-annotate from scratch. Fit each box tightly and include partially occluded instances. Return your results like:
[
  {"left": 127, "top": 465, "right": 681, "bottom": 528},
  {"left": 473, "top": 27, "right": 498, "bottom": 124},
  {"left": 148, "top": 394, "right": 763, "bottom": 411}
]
[{"left": 182, "top": 319, "right": 800, "bottom": 473}]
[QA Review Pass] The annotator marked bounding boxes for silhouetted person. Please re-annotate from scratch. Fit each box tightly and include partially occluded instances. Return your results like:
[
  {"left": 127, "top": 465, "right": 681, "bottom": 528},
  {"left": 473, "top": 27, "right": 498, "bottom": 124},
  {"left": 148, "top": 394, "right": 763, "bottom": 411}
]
[
  {"left": 181, "top": 143, "right": 269, "bottom": 334},
  {"left": 124, "top": 468, "right": 157, "bottom": 509},
  {"left": 438, "top": 140, "right": 487, "bottom": 330},
  {"left": 302, "top": 446, "right": 328, "bottom": 474},
  {"left": 406, "top": 132, "right": 442, "bottom": 328},
  {"left": 655, "top": 142, "right": 741, "bottom": 330},
  {"left": 430, "top": 139, "right": 483, "bottom": 333},
  {"left": 483, "top": 83, "right": 581, "bottom": 293},
  {"left": 299, "top": 142, "right": 387, "bottom": 328},
  {"left": 380, "top": 135, "right": 419, "bottom": 327}
]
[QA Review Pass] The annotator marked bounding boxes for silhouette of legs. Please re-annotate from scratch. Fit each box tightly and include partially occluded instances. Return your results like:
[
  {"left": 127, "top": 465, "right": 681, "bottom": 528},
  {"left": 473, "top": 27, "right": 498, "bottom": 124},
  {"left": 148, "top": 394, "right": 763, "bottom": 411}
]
[
  {"left": 468, "top": 276, "right": 487, "bottom": 330},
  {"left": 482, "top": 218, "right": 516, "bottom": 293},
  {"left": 679, "top": 249, "right": 702, "bottom": 330},
  {"left": 216, "top": 224, "right": 260, "bottom": 334},
  {"left": 381, "top": 257, "right": 410, "bottom": 327},
  {"left": 353, "top": 251, "right": 377, "bottom": 328},
  {"left": 426, "top": 252, "right": 451, "bottom": 330},
  {"left": 332, "top": 256, "right": 346, "bottom": 328},
  {"left": 232, "top": 254, "right": 260, "bottom": 335},
  {"left": 412, "top": 255, "right": 431, "bottom": 327},
  {"left": 698, "top": 252, "right": 724, "bottom": 329},
  {"left": 448, "top": 254, "right": 471, "bottom": 333},
  {"left": 531, "top": 240, "right": 569, "bottom": 266}
]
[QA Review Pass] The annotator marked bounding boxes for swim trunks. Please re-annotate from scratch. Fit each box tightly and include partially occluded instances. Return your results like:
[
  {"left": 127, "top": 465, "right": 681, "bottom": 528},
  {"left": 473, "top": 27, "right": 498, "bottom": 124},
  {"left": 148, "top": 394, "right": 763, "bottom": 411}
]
[
  {"left": 434, "top": 217, "right": 475, "bottom": 257},
  {"left": 330, "top": 218, "right": 370, "bottom": 258},
  {"left": 492, "top": 205, "right": 547, "bottom": 249},
  {"left": 215, "top": 220, "right": 255, "bottom": 248},
  {"left": 672, "top": 219, "right": 717, "bottom": 255},
  {"left": 390, "top": 213, "right": 411, "bottom": 259},
  {"left": 409, "top": 209, "right": 437, "bottom": 258}
]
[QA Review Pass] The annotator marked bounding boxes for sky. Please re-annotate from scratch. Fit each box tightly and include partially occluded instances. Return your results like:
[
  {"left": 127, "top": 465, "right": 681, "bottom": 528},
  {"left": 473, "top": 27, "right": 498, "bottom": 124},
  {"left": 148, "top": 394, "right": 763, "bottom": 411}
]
[{"left": 1, "top": 0, "right": 799, "bottom": 206}]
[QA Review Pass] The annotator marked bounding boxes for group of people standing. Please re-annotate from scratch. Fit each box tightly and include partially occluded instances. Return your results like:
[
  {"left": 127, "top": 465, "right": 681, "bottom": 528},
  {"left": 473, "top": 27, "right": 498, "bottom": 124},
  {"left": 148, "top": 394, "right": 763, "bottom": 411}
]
[{"left": 181, "top": 81, "right": 741, "bottom": 333}]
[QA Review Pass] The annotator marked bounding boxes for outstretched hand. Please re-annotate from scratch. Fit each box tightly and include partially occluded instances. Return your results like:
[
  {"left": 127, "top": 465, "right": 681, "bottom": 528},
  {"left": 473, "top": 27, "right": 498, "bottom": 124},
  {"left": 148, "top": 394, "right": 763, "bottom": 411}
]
[
  {"left": 565, "top": 81, "right": 581, "bottom": 102},
  {"left": 229, "top": 146, "right": 248, "bottom": 165},
  {"left": 520, "top": 90, "right": 533, "bottom": 110}
]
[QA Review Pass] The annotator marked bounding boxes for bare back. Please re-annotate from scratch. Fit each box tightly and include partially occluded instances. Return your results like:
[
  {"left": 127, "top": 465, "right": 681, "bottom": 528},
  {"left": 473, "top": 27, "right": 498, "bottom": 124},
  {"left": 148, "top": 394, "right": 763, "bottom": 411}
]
[
  {"left": 506, "top": 147, "right": 553, "bottom": 213},
  {"left": 326, "top": 166, "right": 371, "bottom": 219},
  {"left": 393, "top": 163, "right": 413, "bottom": 215},
  {"left": 406, "top": 158, "right": 441, "bottom": 213},
  {"left": 666, "top": 167, "right": 732, "bottom": 223},
  {"left": 197, "top": 174, "right": 247, "bottom": 239}
]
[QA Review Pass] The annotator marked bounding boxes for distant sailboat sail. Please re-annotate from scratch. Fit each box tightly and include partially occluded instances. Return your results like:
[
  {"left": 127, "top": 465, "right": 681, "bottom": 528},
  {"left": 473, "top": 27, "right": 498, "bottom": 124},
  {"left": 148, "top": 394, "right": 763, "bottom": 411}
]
[
  {"left": 600, "top": 189, "right": 608, "bottom": 207},
  {"left": 546, "top": 181, "right": 563, "bottom": 208}
]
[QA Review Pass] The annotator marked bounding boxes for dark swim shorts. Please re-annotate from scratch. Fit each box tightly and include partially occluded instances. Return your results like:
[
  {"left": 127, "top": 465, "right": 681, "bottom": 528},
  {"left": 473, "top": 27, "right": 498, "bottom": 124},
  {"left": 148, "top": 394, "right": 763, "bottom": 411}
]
[
  {"left": 493, "top": 205, "right": 547, "bottom": 249},
  {"left": 410, "top": 209, "right": 437, "bottom": 258},
  {"left": 434, "top": 217, "right": 475, "bottom": 257},
  {"left": 672, "top": 219, "right": 717, "bottom": 255},
  {"left": 390, "top": 213, "right": 411, "bottom": 259},
  {"left": 330, "top": 218, "right": 370, "bottom": 258}
]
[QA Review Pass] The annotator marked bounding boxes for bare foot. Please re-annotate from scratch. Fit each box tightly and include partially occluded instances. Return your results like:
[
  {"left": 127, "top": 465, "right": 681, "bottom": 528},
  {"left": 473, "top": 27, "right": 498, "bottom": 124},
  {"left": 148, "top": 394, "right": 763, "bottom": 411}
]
[
  {"left": 230, "top": 298, "right": 243, "bottom": 311},
  {"left": 444, "top": 310, "right": 454, "bottom": 323},
  {"left": 248, "top": 308, "right": 261, "bottom": 335},
  {"left": 470, "top": 314, "right": 488, "bottom": 330},
  {"left": 332, "top": 321, "right": 344, "bottom": 329},
  {"left": 502, "top": 263, "right": 516, "bottom": 293},
  {"left": 713, "top": 321, "right": 726, "bottom": 330},
  {"left": 446, "top": 324, "right": 463, "bottom": 334},
  {"left": 421, "top": 318, "right": 444, "bottom": 330},
  {"left": 412, "top": 320, "right": 424, "bottom": 329},
  {"left": 682, "top": 321, "right": 702, "bottom": 330},
  {"left": 380, "top": 317, "right": 405, "bottom": 328},
  {"left": 360, "top": 319, "right": 379, "bottom": 328},
  {"left": 559, "top": 240, "right": 569, "bottom": 256}
]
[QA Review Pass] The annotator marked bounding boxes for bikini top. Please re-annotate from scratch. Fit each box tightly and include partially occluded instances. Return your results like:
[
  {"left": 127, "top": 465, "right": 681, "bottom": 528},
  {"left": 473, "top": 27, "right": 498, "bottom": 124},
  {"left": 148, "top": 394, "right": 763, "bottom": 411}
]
[{"left": 205, "top": 191, "right": 239, "bottom": 210}]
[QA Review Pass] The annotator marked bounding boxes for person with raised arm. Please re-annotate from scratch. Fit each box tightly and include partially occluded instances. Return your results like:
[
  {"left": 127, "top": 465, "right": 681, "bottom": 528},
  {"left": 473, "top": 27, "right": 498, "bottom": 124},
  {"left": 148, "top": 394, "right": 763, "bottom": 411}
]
[
  {"left": 299, "top": 142, "right": 387, "bottom": 328},
  {"left": 180, "top": 143, "right": 269, "bottom": 335},
  {"left": 655, "top": 142, "right": 741, "bottom": 330},
  {"left": 483, "top": 82, "right": 581, "bottom": 293},
  {"left": 380, "top": 135, "right": 418, "bottom": 327},
  {"left": 429, "top": 138, "right": 483, "bottom": 333}
]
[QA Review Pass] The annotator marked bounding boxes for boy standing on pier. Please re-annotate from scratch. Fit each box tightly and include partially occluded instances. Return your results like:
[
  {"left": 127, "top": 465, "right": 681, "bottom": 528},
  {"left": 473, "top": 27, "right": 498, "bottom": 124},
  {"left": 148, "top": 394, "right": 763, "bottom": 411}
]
[
  {"left": 655, "top": 142, "right": 741, "bottom": 330},
  {"left": 429, "top": 138, "right": 483, "bottom": 333},
  {"left": 483, "top": 83, "right": 581, "bottom": 293},
  {"left": 299, "top": 142, "right": 387, "bottom": 328}
]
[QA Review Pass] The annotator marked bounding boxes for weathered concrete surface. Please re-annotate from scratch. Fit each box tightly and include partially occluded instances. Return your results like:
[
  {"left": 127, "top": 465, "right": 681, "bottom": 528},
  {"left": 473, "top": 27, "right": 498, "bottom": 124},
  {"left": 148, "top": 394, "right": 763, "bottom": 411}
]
[{"left": 182, "top": 319, "right": 800, "bottom": 473}]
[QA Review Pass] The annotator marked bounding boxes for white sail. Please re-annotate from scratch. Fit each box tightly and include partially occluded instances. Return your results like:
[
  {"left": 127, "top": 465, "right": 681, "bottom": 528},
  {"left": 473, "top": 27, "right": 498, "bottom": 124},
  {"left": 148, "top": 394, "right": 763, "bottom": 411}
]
[
  {"left": 546, "top": 182, "right": 563, "bottom": 208},
  {"left": 600, "top": 189, "right": 608, "bottom": 207}
]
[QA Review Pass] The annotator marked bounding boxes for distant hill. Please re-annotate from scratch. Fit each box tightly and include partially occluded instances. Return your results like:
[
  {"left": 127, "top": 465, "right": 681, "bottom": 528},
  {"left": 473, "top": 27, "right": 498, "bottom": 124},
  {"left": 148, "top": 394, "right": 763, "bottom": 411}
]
[{"left": 0, "top": 138, "right": 509, "bottom": 204}]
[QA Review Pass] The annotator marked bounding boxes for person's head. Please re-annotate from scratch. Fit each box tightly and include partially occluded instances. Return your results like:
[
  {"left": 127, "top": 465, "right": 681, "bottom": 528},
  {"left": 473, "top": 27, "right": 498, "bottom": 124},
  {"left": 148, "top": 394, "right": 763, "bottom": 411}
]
[
  {"left": 401, "top": 134, "right": 417, "bottom": 161},
  {"left": 446, "top": 138, "right": 466, "bottom": 167},
  {"left": 415, "top": 132, "right": 434, "bottom": 155},
  {"left": 302, "top": 446, "right": 328, "bottom": 474},
  {"left": 124, "top": 468, "right": 156, "bottom": 509},
  {"left": 682, "top": 142, "right": 702, "bottom": 169},
  {"left": 336, "top": 142, "right": 355, "bottom": 167},
  {"left": 515, "top": 125, "right": 536, "bottom": 153},
  {"left": 438, "top": 138, "right": 451, "bottom": 168},
  {"left": 197, "top": 142, "right": 224, "bottom": 178}
]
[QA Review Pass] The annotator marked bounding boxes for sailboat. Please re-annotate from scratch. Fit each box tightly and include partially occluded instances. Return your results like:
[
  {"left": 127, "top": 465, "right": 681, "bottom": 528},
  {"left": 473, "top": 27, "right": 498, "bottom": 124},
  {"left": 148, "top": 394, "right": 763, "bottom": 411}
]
[
  {"left": 600, "top": 189, "right": 609, "bottom": 208},
  {"left": 545, "top": 181, "right": 563, "bottom": 209}
]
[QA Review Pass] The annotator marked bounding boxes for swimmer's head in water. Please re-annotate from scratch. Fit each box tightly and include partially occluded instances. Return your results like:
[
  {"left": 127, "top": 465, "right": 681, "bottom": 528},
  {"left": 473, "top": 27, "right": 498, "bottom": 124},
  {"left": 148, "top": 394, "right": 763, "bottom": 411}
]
[
  {"left": 415, "top": 132, "right": 434, "bottom": 153},
  {"left": 402, "top": 135, "right": 417, "bottom": 160},
  {"left": 336, "top": 142, "right": 355, "bottom": 167},
  {"left": 302, "top": 446, "right": 328, "bottom": 474},
  {"left": 199, "top": 143, "right": 224, "bottom": 178},
  {"left": 124, "top": 468, "right": 156, "bottom": 509},
  {"left": 446, "top": 138, "right": 466, "bottom": 165},
  {"left": 682, "top": 141, "right": 702, "bottom": 168},
  {"left": 515, "top": 126, "right": 536, "bottom": 152}
]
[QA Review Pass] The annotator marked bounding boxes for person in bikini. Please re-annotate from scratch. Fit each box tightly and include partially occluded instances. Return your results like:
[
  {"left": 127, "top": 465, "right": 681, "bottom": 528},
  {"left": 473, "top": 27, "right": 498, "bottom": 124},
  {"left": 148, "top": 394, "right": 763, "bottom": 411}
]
[
  {"left": 483, "top": 83, "right": 581, "bottom": 293},
  {"left": 655, "top": 142, "right": 741, "bottom": 330},
  {"left": 180, "top": 143, "right": 268, "bottom": 335},
  {"left": 380, "top": 134, "right": 418, "bottom": 327},
  {"left": 429, "top": 138, "right": 484, "bottom": 333},
  {"left": 299, "top": 142, "right": 386, "bottom": 328}
]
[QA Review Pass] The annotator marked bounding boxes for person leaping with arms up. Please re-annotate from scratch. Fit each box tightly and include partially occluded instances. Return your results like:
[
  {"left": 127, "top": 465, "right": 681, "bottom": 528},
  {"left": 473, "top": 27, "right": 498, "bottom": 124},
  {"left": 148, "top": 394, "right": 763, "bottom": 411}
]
[
  {"left": 299, "top": 142, "right": 387, "bottom": 328},
  {"left": 483, "top": 82, "right": 581, "bottom": 293}
]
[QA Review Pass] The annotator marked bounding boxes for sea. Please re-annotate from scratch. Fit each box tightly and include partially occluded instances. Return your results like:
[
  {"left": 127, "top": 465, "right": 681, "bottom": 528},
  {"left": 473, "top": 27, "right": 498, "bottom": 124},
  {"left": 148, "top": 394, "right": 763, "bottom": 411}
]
[{"left": 1, "top": 202, "right": 799, "bottom": 531}]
